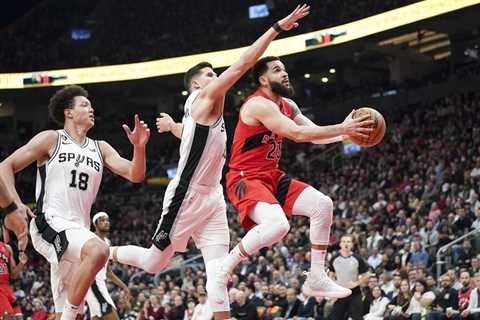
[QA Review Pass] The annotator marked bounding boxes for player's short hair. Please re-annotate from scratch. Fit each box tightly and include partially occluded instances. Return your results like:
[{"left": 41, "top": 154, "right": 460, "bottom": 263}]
[
  {"left": 48, "top": 85, "right": 88, "bottom": 126},
  {"left": 252, "top": 56, "right": 281, "bottom": 86},
  {"left": 184, "top": 62, "right": 213, "bottom": 92}
]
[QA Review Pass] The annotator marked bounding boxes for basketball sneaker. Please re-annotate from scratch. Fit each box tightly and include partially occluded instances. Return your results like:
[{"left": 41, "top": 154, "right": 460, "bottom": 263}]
[{"left": 302, "top": 270, "right": 352, "bottom": 298}]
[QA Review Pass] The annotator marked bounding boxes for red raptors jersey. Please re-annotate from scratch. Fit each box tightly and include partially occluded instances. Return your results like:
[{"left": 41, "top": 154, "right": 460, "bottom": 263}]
[
  {"left": 0, "top": 242, "right": 11, "bottom": 285},
  {"left": 229, "top": 89, "right": 293, "bottom": 173}
]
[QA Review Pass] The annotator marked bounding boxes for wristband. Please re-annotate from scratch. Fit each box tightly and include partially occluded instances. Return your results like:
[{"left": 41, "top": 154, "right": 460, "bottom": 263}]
[
  {"left": 273, "top": 22, "right": 284, "bottom": 33},
  {"left": 0, "top": 202, "right": 17, "bottom": 218}
]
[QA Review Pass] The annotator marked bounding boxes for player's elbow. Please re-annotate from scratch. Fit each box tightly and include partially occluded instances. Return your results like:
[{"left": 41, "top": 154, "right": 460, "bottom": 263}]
[
  {"left": 128, "top": 170, "right": 145, "bottom": 183},
  {"left": 129, "top": 174, "right": 145, "bottom": 183}
]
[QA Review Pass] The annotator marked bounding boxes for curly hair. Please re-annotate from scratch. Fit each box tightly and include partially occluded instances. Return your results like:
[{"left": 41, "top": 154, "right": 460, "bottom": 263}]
[{"left": 48, "top": 85, "right": 88, "bottom": 125}]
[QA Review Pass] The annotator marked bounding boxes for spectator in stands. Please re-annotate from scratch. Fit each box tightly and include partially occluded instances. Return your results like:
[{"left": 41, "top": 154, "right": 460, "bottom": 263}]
[
  {"left": 471, "top": 257, "right": 480, "bottom": 275},
  {"left": 386, "top": 279, "right": 412, "bottom": 320},
  {"left": 420, "top": 220, "right": 439, "bottom": 256},
  {"left": 167, "top": 295, "right": 185, "bottom": 320},
  {"left": 455, "top": 240, "right": 474, "bottom": 268},
  {"left": 282, "top": 288, "right": 302, "bottom": 319},
  {"left": 454, "top": 208, "right": 473, "bottom": 236},
  {"left": 244, "top": 284, "right": 263, "bottom": 310},
  {"left": 407, "top": 280, "right": 436, "bottom": 320},
  {"left": 231, "top": 290, "right": 258, "bottom": 320},
  {"left": 429, "top": 274, "right": 459, "bottom": 319},
  {"left": 368, "top": 247, "right": 384, "bottom": 270},
  {"left": 447, "top": 270, "right": 464, "bottom": 291},
  {"left": 192, "top": 292, "right": 212, "bottom": 320},
  {"left": 364, "top": 285, "right": 390, "bottom": 320},
  {"left": 409, "top": 241, "right": 430, "bottom": 268},
  {"left": 448, "top": 271, "right": 473, "bottom": 318},
  {"left": 462, "top": 274, "right": 480, "bottom": 319}
]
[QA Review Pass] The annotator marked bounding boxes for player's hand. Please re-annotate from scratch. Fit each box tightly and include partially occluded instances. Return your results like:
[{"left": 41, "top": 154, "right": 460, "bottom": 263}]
[
  {"left": 277, "top": 4, "right": 310, "bottom": 31},
  {"left": 19, "top": 251, "right": 28, "bottom": 265},
  {"left": 341, "top": 109, "right": 374, "bottom": 140},
  {"left": 122, "top": 286, "right": 131, "bottom": 300},
  {"left": 156, "top": 113, "right": 174, "bottom": 133},
  {"left": 3, "top": 203, "right": 32, "bottom": 251},
  {"left": 123, "top": 114, "right": 151, "bottom": 147},
  {"left": 461, "top": 310, "right": 470, "bottom": 317}
]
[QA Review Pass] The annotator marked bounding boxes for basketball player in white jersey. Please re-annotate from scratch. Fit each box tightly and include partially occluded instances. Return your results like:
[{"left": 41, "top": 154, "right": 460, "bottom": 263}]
[
  {"left": 0, "top": 85, "right": 150, "bottom": 320},
  {"left": 85, "top": 212, "right": 129, "bottom": 320},
  {"left": 110, "top": 5, "right": 310, "bottom": 320}
]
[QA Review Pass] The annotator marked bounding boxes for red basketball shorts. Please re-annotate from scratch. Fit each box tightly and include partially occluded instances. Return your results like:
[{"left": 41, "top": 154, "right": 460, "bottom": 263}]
[
  {"left": 226, "top": 169, "right": 309, "bottom": 229},
  {"left": 0, "top": 284, "right": 18, "bottom": 315}
]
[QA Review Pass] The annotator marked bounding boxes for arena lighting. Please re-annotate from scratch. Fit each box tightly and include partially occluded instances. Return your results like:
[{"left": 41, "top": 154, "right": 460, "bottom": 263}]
[
  {"left": 434, "top": 51, "right": 452, "bottom": 60},
  {"left": 0, "top": 0, "right": 478, "bottom": 89},
  {"left": 181, "top": 90, "right": 188, "bottom": 96},
  {"left": 321, "top": 77, "right": 328, "bottom": 83},
  {"left": 329, "top": 68, "right": 336, "bottom": 74},
  {"left": 418, "top": 40, "right": 450, "bottom": 53},
  {"left": 304, "top": 73, "right": 311, "bottom": 79}
]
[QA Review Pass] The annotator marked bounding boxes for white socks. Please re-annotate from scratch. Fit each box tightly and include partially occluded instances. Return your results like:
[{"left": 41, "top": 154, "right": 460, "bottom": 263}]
[
  {"left": 115, "top": 244, "right": 174, "bottom": 274},
  {"left": 60, "top": 300, "right": 79, "bottom": 320},
  {"left": 311, "top": 248, "right": 327, "bottom": 273}
]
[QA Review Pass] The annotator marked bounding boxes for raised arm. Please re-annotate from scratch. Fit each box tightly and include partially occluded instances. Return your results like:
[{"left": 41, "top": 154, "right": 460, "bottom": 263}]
[
  {"left": 244, "top": 97, "right": 373, "bottom": 143},
  {"left": 285, "top": 98, "right": 345, "bottom": 144},
  {"left": 156, "top": 113, "right": 183, "bottom": 139},
  {"left": 100, "top": 115, "right": 150, "bottom": 183},
  {"left": 200, "top": 5, "right": 310, "bottom": 101}
]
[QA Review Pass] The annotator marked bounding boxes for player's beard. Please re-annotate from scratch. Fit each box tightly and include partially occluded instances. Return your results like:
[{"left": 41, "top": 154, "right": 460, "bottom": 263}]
[{"left": 269, "top": 80, "right": 295, "bottom": 98}]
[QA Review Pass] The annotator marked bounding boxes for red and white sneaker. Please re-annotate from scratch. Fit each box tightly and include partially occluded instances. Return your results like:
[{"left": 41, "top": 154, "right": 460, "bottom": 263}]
[{"left": 302, "top": 271, "right": 352, "bottom": 298}]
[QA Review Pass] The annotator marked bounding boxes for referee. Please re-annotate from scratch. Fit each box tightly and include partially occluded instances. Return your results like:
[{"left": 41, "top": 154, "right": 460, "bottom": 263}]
[{"left": 329, "top": 234, "right": 369, "bottom": 320}]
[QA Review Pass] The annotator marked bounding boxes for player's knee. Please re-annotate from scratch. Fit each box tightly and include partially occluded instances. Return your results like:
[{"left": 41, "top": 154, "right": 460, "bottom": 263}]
[
  {"left": 82, "top": 239, "right": 109, "bottom": 269},
  {"left": 274, "top": 216, "right": 290, "bottom": 239},
  {"left": 318, "top": 193, "right": 333, "bottom": 214}
]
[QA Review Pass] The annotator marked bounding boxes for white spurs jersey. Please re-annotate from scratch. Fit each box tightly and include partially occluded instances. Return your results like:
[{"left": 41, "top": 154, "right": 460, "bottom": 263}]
[
  {"left": 35, "top": 130, "right": 103, "bottom": 230},
  {"left": 172, "top": 90, "right": 226, "bottom": 188}
]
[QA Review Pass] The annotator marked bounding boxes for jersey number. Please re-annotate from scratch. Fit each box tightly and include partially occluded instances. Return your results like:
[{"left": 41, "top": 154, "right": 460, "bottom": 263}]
[
  {"left": 266, "top": 140, "right": 281, "bottom": 161},
  {"left": 69, "top": 170, "right": 89, "bottom": 191}
]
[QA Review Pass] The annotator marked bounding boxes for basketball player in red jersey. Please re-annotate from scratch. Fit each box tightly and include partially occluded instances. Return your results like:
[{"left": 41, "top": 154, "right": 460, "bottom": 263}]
[
  {"left": 220, "top": 56, "right": 373, "bottom": 298},
  {"left": 0, "top": 238, "right": 28, "bottom": 317}
]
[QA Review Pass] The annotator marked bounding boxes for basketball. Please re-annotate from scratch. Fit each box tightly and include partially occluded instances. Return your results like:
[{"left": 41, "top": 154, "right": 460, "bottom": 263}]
[{"left": 349, "top": 107, "right": 386, "bottom": 148}]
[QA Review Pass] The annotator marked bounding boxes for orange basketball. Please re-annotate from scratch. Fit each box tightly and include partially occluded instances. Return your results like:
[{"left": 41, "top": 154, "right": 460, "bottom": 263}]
[{"left": 349, "top": 107, "right": 386, "bottom": 148}]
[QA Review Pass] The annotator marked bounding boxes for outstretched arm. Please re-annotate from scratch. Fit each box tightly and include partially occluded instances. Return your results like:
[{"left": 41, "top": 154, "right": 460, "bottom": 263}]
[
  {"left": 244, "top": 97, "right": 373, "bottom": 143},
  {"left": 0, "top": 131, "right": 56, "bottom": 250},
  {"left": 195, "top": 5, "right": 310, "bottom": 117},
  {"left": 100, "top": 115, "right": 150, "bottom": 183},
  {"left": 156, "top": 113, "right": 183, "bottom": 139},
  {"left": 286, "top": 98, "right": 345, "bottom": 144}
]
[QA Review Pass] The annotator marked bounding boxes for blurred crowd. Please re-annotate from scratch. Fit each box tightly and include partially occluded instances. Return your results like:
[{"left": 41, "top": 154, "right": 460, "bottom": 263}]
[
  {"left": 1, "top": 85, "right": 479, "bottom": 320},
  {"left": 0, "top": 0, "right": 418, "bottom": 72}
]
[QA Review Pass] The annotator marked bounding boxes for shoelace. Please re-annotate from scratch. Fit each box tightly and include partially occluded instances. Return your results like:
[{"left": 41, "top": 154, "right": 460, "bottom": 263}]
[{"left": 303, "top": 270, "right": 335, "bottom": 286}]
